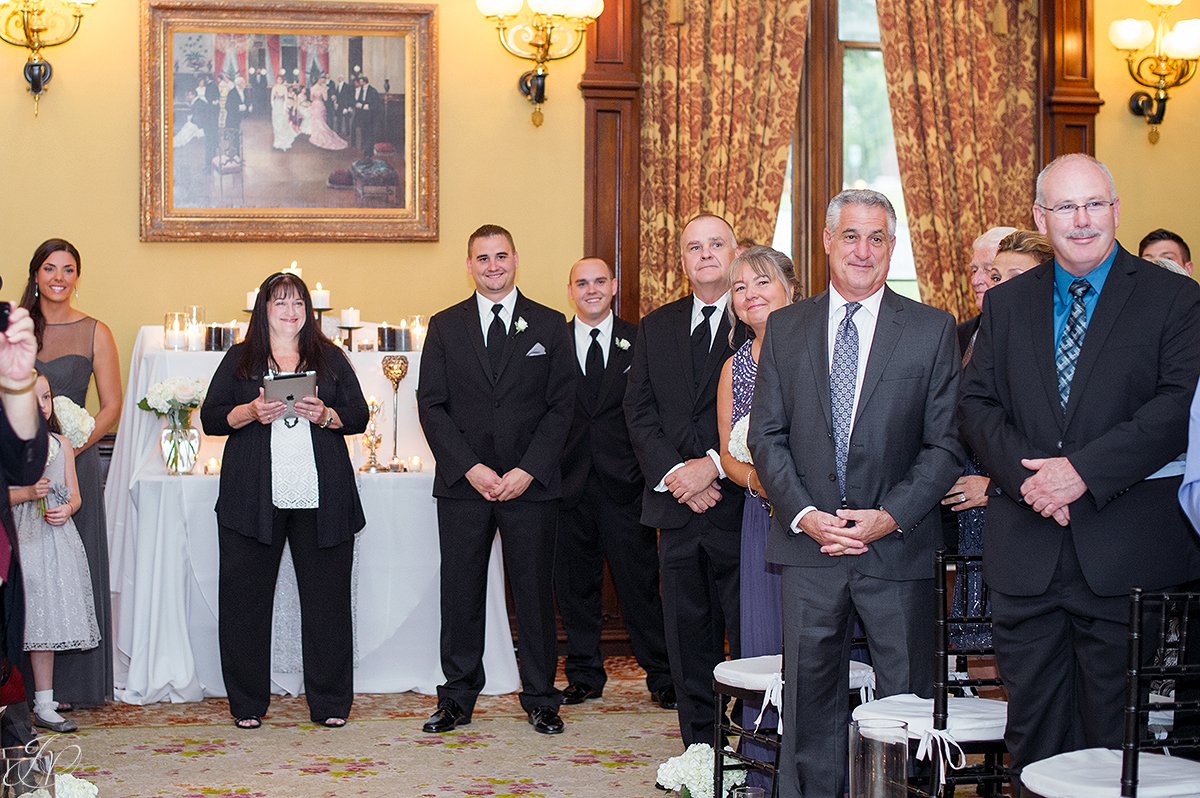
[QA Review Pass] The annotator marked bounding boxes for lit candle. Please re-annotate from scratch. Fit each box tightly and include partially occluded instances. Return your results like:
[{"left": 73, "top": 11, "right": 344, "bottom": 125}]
[
  {"left": 411, "top": 319, "right": 426, "bottom": 351},
  {"left": 408, "top": 455, "right": 423, "bottom": 472},
  {"left": 378, "top": 322, "right": 400, "bottom": 351},
  {"left": 341, "top": 307, "right": 360, "bottom": 327},
  {"left": 311, "top": 282, "right": 331, "bottom": 308},
  {"left": 186, "top": 322, "right": 205, "bottom": 352},
  {"left": 284, "top": 260, "right": 302, "bottom": 278},
  {"left": 246, "top": 287, "right": 258, "bottom": 311},
  {"left": 164, "top": 315, "right": 186, "bottom": 350},
  {"left": 204, "top": 457, "right": 221, "bottom": 475},
  {"left": 390, "top": 456, "right": 404, "bottom": 472},
  {"left": 397, "top": 319, "right": 412, "bottom": 350}
]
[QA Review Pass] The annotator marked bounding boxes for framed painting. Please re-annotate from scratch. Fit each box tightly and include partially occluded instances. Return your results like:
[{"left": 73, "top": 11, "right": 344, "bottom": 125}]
[{"left": 140, "top": 0, "right": 438, "bottom": 241}]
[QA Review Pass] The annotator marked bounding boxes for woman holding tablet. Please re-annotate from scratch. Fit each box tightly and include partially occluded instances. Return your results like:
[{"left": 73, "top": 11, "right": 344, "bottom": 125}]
[{"left": 201, "top": 271, "right": 368, "bottom": 730}]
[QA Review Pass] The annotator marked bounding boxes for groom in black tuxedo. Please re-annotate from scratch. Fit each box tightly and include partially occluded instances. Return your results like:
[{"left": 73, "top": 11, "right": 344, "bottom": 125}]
[
  {"left": 555, "top": 257, "right": 674, "bottom": 710},
  {"left": 417, "top": 224, "right": 575, "bottom": 736}
]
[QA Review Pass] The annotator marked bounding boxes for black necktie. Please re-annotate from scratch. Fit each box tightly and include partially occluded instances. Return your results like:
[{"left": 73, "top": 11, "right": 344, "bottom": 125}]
[
  {"left": 584, "top": 327, "right": 604, "bottom": 399},
  {"left": 692, "top": 305, "right": 717, "bottom": 388},
  {"left": 486, "top": 303, "right": 505, "bottom": 374}
]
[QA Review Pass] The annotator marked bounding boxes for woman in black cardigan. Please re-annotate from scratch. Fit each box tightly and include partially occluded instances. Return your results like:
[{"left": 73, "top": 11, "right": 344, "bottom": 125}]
[{"left": 201, "top": 272, "right": 367, "bottom": 729}]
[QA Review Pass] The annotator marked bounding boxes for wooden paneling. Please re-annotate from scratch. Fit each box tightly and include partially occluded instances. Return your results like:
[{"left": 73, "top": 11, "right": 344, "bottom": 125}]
[
  {"left": 581, "top": 0, "right": 641, "bottom": 321},
  {"left": 1041, "top": 0, "right": 1104, "bottom": 162}
]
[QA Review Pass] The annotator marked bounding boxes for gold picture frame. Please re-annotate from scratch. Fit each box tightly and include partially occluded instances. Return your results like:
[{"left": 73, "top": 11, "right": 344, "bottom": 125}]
[{"left": 141, "top": 0, "right": 438, "bottom": 241}]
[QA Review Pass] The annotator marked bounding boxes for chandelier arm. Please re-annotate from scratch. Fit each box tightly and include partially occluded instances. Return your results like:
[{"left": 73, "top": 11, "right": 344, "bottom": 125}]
[
  {"left": 541, "top": 24, "right": 587, "bottom": 63},
  {"left": 35, "top": 13, "right": 84, "bottom": 51},
  {"left": 494, "top": 22, "right": 541, "bottom": 63},
  {"left": 1174, "top": 61, "right": 1198, "bottom": 89},
  {"left": 0, "top": 8, "right": 83, "bottom": 53}
]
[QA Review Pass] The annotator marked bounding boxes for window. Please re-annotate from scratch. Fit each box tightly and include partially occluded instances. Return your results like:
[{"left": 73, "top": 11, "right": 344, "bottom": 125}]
[{"left": 772, "top": 0, "right": 919, "bottom": 301}]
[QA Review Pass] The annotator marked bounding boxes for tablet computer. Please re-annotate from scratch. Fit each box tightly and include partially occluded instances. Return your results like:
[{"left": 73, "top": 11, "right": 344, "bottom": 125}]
[{"left": 263, "top": 370, "right": 317, "bottom": 419}]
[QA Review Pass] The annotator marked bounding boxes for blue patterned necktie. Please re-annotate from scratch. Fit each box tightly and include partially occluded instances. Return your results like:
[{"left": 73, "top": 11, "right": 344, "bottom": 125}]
[
  {"left": 831, "top": 302, "right": 861, "bottom": 499},
  {"left": 1055, "top": 279, "right": 1091, "bottom": 414}
]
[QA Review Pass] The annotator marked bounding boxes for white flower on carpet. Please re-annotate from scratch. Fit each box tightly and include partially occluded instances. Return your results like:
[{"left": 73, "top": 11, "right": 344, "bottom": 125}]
[
  {"left": 52, "top": 396, "right": 95, "bottom": 449},
  {"left": 729, "top": 414, "right": 753, "bottom": 464},
  {"left": 27, "top": 773, "right": 98, "bottom": 798},
  {"left": 655, "top": 742, "right": 744, "bottom": 798}
]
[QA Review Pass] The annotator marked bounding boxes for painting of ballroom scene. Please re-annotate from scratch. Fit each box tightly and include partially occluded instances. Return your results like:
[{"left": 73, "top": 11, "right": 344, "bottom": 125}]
[{"left": 171, "top": 31, "right": 408, "bottom": 210}]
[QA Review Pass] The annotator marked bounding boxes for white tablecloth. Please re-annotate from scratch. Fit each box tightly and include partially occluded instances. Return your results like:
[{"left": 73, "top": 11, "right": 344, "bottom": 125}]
[{"left": 107, "top": 326, "right": 519, "bottom": 704}]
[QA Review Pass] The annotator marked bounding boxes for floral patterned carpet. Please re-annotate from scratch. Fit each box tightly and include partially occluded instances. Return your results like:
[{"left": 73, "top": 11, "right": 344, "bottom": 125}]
[{"left": 60, "top": 658, "right": 682, "bottom": 797}]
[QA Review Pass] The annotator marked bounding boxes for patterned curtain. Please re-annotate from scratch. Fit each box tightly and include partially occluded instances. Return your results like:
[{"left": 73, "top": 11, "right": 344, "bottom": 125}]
[
  {"left": 640, "top": 0, "right": 809, "bottom": 315},
  {"left": 876, "top": 0, "right": 1039, "bottom": 320}
]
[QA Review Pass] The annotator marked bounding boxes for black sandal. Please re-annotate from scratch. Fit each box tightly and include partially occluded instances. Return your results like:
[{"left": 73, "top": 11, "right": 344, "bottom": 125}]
[{"left": 234, "top": 716, "right": 262, "bottom": 729}]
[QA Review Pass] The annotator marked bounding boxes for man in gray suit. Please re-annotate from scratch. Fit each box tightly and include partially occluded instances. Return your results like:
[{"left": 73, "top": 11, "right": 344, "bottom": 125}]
[{"left": 749, "top": 189, "right": 963, "bottom": 797}]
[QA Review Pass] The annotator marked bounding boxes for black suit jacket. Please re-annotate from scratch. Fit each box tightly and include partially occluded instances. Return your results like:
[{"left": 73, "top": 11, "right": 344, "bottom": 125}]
[
  {"left": 749, "top": 287, "right": 963, "bottom": 577},
  {"left": 960, "top": 246, "right": 1200, "bottom": 597},
  {"left": 561, "top": 316, "right": 643, "bottom": 508},
  {"left": 200, "top": 342, "right": 369, "bottom": 548},
  {"left": 624, "top": 295, "right": 745, "bottom": 531},
  {"left": 417, "top": 291, "right": 575, "bottom": 502},
  {"left": 956, "top": 315, "right": 980, "bottom": 357}
]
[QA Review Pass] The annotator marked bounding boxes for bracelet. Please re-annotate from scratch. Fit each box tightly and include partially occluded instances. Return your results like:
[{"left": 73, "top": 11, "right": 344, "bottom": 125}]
[
  {"left": 0, "top": 370, "right": 37, "bottom": 395},
  {"left": 319, "top": 409, "right": 335, "bottom": 429},
  {"left": 747, "top": 469, "right": 760, "bottom": 498}
]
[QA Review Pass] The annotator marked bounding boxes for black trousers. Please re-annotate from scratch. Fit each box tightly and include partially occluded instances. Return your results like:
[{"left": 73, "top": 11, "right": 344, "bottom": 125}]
[
  {"left": 554, "top": 476, "right": 671, "bottom": 693},
  {"left": 436, "top": 497, "right": 561, "bottom": 716},
  {"left": 991, "top": 528, "right": 1129, "bottom": 773},
  {"left": 218, "top": 510, "right": 354, "bottom": 722},
  {"left": 658, "top": 513, "right": 741, "bottom": 746}
]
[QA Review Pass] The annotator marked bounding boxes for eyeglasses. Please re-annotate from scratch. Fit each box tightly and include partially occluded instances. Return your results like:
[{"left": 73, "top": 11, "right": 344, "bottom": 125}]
[{"left": 1036, "top": 200, "right": 1116, "bottom": 218}]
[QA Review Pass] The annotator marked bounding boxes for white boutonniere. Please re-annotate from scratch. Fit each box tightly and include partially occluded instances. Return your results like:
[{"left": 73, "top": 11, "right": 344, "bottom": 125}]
[
  {"left": 514, "top": 316, "right": 528, "bottom": 334},
  {"left": 614, "top": 337, "right": 631, "bottom": 351}
]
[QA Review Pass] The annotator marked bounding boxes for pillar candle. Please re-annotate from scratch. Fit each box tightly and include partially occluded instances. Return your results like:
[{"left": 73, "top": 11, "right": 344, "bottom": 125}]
[
  {"left": 311, "top": 282, "right": 331, "bottom": 308},
  {"left": 341, "top": 307, "right": 360, "bottom": 327}
]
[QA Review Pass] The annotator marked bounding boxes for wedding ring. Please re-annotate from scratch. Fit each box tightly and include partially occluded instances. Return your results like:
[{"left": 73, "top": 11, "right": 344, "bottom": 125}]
[{"left": 958, "top": 492, "right": 967, "bottom": 503}]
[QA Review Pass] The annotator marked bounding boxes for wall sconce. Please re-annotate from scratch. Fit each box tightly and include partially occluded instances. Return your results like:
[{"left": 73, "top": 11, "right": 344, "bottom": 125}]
[
  {"left": 0, "top": 0, "right": 99, "bottom": 115},
  {"left": 1108, "top": 0, "right": 1200, "bottom": 144},
  {"left": 476, "top": 0, "right": 604, "bottom": 127}
]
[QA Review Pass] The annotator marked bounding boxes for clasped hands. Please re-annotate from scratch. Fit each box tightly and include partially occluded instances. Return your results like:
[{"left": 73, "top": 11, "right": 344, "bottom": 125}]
[
  {"left": 665, "top": 458, "right": 723, "bottom": 513},
  {"left": 1019, "top": 456, "right": 1085, "bottom": 527},
  {"left": 466, "top": 463, "right": 534, "bottom": 502},
  {"left": 799, "top": 507, "right": 898, "bottom": 557}
]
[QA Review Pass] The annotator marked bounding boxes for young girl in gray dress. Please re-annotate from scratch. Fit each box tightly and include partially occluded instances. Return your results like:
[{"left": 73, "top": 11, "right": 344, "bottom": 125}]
[{"left": 8, "top": 373, "right": 100, "bottom": 733}]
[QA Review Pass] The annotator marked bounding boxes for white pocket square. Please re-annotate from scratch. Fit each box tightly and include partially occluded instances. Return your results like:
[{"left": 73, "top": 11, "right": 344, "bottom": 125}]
[
  {"left": 526, "top": 343, "right": 547, "bottom": 356},
  {"left": 623, "top": 365, "right": 630, "bottom": 374}
]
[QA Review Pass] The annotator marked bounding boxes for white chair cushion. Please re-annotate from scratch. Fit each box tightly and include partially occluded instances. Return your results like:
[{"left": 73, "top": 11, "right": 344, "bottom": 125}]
[
  {"left": 1021, "top": 747, "right": 1200, "bottom": 798},
  {"left": 851, "top": 693, "right": 1007, "bottom": 743},
  {"left": 713, "top": 655, "right": 782, "bottom": 692}
]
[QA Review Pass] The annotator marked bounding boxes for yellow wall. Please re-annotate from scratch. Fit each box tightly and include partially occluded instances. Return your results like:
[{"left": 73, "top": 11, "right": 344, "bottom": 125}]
[
  {"left": 0, "top": 0, "right": 586, "bottom": 395},
  {"left": 1095, "top": 0, "right": 1200, "bottom": 259}
]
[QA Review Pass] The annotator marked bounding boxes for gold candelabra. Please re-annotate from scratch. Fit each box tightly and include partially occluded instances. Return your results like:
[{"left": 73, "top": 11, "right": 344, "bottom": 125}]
[
  {"left": 359, "top": 397, "right": 384, "bottom": 473},
  {"left": 0, "top": 0, "right": 100, "bottom": 115},
  {"left": 382, "top": 355, "right": 409, "bottom": 472}
]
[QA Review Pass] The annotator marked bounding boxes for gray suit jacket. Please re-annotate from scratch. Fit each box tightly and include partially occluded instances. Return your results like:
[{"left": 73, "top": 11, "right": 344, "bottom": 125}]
[{"left": 749, "top": 287, "right": 964, "bottom": 579}]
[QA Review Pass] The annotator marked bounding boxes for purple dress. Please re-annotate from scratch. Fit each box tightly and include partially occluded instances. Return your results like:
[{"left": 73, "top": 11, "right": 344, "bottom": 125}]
[{"left": 732, "top": 340, "right": 782, "bottom": 786}]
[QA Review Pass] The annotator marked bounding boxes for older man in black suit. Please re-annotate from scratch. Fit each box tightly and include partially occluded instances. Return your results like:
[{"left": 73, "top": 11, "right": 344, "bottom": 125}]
[
  {"left": 555, "top": 257, "right": 674, "bottom": 711},
  {"left": 624, "top": 213, "right": 745, "bottom": 747},
  {"left": 960, "top": 153, "right": 1200, "bottom": 775},
  {"left": 750, "top": 189, "right": 963, "bottom": 797},
  {"left": 417, "top": 224, "right": 575, "bottom": 736}
]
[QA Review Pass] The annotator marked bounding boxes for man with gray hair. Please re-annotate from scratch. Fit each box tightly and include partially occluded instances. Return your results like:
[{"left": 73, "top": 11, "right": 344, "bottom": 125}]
[
  {"left": 959, "top": 225, "right": 1018, "bottom": 356},
  {"left": 750, "top": 189, "right": 963, "bottom": 796},
  {"left": 961, "top": 153, "right": 1200, "bottom": 774}
]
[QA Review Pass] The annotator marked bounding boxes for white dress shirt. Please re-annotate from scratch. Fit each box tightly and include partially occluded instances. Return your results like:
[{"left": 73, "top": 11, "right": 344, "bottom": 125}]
[
  {"left": 793, "top": 283, "right": 886, "bottom": 531},
  {"left": 573, "top": 311, "right": 613, "bottom": 371},
  {"left": 475, "top": 289, "right": 518, "bottom": 341},
  {"left": 654, "top": 293, "right": 731, "bottom": 492}
]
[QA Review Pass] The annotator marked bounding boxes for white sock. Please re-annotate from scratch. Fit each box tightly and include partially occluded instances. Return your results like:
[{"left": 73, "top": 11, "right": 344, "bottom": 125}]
[{"left": 33, "top": 690, "right": 65, "bottom": 723}]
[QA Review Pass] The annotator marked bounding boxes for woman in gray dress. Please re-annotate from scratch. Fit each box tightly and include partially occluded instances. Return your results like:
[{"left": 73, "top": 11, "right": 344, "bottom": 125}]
[{"left": 19, "top": 238, "right": 121, "bottom": 707}]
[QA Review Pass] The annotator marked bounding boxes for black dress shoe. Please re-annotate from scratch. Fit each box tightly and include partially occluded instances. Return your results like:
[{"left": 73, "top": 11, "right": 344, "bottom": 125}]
[
  {"left": 422, "top": 699, "right": 470, "bottom": 733},
  {"left": 561, "top": 682, "right": 602, "bottom": 705},
  {"left": 650, "top": 685, "right": 677, "bottom": 710},
  {"left": 527, "top": 706, "right": 565, "bottom": 734}
]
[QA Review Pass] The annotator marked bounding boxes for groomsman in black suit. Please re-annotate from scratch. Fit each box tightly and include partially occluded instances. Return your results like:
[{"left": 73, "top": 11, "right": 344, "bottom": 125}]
[
  {"left": 417, "top": 224, "right": 576, "bottom": 736},
  {"left": 624, "top": 213, "right": 746, "bottom": 747},
  {"left": 555, "top": 257, "right": 675, "bottom": 710}
]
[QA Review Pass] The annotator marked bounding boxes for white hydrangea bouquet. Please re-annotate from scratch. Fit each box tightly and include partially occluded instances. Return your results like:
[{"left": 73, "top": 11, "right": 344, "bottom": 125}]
[
  {"left": 728, "top": 414, "right": 753, "bottom": 464},
  {"left": 52, "top": 396, "right": 95, "bottom": 449},
  {"left": 138, "top": 376, "right": 207, "bottom": 428},
  {"left": 138, "top": 376, "right": 208, "bottom": 475},
  {"left": 655, "top": 743, "right": 745, "bottom": 798}
]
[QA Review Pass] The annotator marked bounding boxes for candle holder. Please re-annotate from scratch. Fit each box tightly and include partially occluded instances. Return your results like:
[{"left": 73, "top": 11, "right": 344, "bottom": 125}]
[
  {"left": 337, "top": 324, "right": 363, "bottom": 351},
  {"left": 359, "top": 398, "right": 384, "bottom": 473},
  {"left": 164, "top": 312, "right": 188, "bottom": 350},
  {"left": 312, "top": 306, "right": 332, "bottom": 326},
  {"left": 382, "top": 355, "right": 409, "bottom": 471}
]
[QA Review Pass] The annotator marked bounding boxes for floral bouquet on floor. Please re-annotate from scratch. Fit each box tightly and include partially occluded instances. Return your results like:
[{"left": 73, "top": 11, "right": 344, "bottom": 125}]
[
  {"left": 138, "top": 376, "right": 207, "bottom": 475},
  {"left": 52, "top": 396, "right": 95, "bottom": 449},
  {"left": 656, "top": 743, "right": 745, "bottom": 798}
]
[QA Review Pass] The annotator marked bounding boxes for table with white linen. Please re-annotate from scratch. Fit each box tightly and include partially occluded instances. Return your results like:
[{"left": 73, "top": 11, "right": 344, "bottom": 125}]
[{"left": 107, "top": 325, "right": 519, "bottom": 704}]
